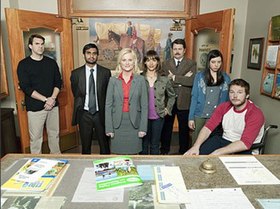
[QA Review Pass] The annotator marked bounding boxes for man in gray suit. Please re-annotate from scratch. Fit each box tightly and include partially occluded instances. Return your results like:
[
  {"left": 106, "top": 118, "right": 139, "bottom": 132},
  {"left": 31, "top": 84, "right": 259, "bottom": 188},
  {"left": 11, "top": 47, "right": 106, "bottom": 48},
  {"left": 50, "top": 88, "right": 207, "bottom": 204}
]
[
  {"left": 161, "top": 39, "right": 197, "bottom": 154},
  {"left": 70, "top": 43, "right": 111, "bottom": 154}
]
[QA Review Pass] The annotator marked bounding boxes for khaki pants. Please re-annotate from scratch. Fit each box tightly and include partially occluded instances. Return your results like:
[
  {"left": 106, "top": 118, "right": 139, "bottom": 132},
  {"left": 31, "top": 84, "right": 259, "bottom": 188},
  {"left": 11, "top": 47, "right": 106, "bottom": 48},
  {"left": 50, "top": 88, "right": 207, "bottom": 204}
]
[
  {"left": 27, "top": 106, "right": 60, "bottom": 154},
  {"left": 191, "top": 117, "right": 207, "bottom": 146}
]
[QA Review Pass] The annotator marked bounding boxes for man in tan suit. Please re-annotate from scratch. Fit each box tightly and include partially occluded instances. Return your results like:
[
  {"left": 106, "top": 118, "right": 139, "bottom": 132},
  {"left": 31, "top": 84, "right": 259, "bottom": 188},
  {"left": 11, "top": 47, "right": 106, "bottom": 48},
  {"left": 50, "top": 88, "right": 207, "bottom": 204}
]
[{"left": 160, "top": 38, "right": 197, "bottom": 154}]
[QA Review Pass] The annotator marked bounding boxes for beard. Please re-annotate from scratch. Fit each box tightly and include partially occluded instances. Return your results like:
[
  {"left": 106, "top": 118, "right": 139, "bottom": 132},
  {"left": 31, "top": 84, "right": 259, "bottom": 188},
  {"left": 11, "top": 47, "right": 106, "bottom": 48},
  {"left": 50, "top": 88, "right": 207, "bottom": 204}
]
[
  {"left": 86, "top": 59, "right": 97, "bottom": 65},
  {"left": 231, "top": 98, "right": 247, "bottom": 109}
]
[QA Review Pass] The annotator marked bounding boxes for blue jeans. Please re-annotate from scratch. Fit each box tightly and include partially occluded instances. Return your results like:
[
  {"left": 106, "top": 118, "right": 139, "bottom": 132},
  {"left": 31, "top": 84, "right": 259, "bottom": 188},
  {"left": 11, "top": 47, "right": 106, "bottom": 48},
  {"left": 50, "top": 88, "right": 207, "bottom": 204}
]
[
  {"left": 141, "top": 118, "right": 164, "bottom": 155},
  {"left": 200, "top": 134, "right": 252, "bottom": 155}
]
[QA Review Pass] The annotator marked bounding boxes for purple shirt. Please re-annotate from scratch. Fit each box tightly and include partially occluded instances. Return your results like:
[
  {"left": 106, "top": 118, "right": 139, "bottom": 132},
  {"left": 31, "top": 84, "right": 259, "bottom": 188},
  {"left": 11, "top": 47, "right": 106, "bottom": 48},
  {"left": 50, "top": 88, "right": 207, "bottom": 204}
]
[{"left": 148, "top": 87, "right": 160, "bottom": 119}]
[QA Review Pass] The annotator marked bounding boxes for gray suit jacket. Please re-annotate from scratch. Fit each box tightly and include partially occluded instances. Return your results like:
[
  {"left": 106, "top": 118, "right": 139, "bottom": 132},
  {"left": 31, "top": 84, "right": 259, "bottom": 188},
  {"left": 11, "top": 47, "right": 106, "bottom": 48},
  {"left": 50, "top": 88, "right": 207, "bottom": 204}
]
[
  {"left": 70, "top": 64, "right": 111, "bottom": 126},
  {"left": 162, "top": 57, "right": 197, "bottom": 110},
  {"left": 105, "top": 74, "right": 148, "bottom": 133}
]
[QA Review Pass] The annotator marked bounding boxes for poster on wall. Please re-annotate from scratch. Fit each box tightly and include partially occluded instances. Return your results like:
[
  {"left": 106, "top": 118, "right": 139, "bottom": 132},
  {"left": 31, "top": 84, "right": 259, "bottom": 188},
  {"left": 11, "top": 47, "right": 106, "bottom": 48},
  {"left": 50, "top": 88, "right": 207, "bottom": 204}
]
[{"left": 88, "top": 18, "right": 185, "bottom": 70}]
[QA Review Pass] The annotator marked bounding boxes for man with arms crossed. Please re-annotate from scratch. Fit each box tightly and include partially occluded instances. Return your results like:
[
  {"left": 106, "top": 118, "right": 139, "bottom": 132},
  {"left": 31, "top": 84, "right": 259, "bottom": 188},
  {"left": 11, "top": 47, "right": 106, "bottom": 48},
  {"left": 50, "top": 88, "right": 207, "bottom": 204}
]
[
  {"left": 17, "top": 34, "right": 62, "bottom": 154},
  {"left": 71, "top": 43, "right": 111, "bottom": 154},
  {"left": 161, "top": 38, "right": 196, "bottom": 154},
  {"left": 184, "top": 79, "right": 265, "bottom": 155}
]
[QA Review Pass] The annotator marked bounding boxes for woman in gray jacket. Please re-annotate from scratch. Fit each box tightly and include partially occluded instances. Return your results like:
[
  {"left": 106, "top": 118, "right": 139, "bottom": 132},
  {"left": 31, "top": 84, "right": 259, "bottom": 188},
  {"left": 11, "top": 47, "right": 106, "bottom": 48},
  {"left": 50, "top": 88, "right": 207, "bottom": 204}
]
[{"left": 141, "top": 50, "right": 176, "bottom": 155}]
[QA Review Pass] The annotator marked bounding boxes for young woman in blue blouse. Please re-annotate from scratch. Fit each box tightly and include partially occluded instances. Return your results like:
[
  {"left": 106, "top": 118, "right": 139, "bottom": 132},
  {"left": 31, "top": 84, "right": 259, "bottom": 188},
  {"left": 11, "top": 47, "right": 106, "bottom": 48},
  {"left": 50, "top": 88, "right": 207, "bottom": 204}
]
[{"left": 188, "top": 49, "right": 231, "bottom": 145}]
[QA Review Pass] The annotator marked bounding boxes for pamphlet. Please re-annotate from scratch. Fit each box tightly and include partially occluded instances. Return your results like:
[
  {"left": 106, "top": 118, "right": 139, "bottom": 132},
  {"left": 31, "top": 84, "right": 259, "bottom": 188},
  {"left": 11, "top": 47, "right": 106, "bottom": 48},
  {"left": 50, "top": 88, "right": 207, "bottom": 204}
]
[
  {"left": 266, "top": 45, "right": 279, "bottom": 68},
  {"left": 93, "top": 156, "right": 143, "bottom": 191},
  {"left": 1, "top": 158, "right": 68, "bottom": 193},
  {"left": 154, "top": 166, "right": 189, "bottom": 204}
]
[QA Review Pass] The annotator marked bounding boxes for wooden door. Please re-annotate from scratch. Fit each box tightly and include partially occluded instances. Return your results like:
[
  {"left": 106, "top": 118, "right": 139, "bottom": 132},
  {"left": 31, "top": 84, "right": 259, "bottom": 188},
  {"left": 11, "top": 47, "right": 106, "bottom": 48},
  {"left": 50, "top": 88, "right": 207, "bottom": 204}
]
[
  {"left": 5, "top": 8, "right": 77, "bottom": 153},
  {"left": 185, "top": 9, "right": 235, "bottom": 73}
]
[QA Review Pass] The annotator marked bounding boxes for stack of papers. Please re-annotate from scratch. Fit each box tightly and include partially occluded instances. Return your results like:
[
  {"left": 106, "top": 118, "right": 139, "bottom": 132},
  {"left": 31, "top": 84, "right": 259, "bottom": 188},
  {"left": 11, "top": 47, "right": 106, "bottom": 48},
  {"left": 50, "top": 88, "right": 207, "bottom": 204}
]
[
  {"left": 1, "top": 158, "right": 69, "bottom": 196},
  {"left": 154, "top": 166, "right": 189, "bottom": 204}
]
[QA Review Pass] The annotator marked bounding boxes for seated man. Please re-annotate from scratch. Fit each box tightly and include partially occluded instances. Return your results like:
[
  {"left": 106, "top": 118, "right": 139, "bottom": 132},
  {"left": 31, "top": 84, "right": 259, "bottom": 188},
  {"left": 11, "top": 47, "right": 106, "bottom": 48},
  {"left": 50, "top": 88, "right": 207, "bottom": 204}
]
[{"left": 184, "top": 78, "right": 265, "bottom": 155}]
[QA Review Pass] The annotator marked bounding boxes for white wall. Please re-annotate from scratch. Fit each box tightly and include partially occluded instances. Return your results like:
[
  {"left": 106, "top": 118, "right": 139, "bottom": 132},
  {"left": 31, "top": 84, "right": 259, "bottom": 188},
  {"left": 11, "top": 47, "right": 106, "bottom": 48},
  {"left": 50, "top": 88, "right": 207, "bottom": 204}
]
[
  {"left": 200, "top": 0, "right": 280, "bottom": 154},
  {"left": 241, "top": 0, "right": 280, "bottom": 154}
]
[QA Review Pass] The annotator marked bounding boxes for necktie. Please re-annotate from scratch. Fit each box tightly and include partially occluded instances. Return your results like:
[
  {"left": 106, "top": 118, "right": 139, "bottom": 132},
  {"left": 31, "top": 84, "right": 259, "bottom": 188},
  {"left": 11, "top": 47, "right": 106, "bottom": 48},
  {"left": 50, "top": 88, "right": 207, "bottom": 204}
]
[
  {"left": 176, "top": 60, "right": 180, "bottom": 68},
  {"left": 88, "top": 69, "right": 96, "bottom": 115}
]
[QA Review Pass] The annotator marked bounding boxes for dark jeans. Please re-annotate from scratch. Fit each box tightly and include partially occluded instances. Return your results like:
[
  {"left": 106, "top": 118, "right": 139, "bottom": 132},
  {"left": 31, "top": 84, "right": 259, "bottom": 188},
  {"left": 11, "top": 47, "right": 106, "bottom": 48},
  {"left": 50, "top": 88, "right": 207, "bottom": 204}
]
[
  {"left": 161, "top": 104, "right": 190, "bottom": 154},
  {"left": 78, "top": 110, "right": 110, "bottom": 154},
  {"left": 141, "top": 118, "right": 164, "bottom": 155},
  {"left": 200, "top": 134, "right": 252, "bottom": 155}
]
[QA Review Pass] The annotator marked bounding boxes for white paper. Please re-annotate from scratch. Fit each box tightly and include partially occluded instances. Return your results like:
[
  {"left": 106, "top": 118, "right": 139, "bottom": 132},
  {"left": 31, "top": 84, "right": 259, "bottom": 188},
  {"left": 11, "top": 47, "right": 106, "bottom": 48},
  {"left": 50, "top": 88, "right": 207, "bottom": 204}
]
[
  {"left": 152, "top": 185, "right": 180, "bottom": 209},
  {"left": 154, "top": 166, "right": 189, "bottom": 204},
  {"left": 14, "top": 159, "right": 58, "bottom": 183},
  {"left": 220, "top": 156, "right": 280, "bottom": 185},
  {"left": 185, "top": 188, "right": 255, "bottom": 209},
  {"left": 266, "top": 45, "right": 279, "bottom": 68},
  {"left": 1, "top": 198, "right": 8, "bottom": 207},
  {"left": 257, "top": 199, "right": 280, "bottom": 209},
  {"left": 72, "top": 167, "right": 124, "bottom": 202}
]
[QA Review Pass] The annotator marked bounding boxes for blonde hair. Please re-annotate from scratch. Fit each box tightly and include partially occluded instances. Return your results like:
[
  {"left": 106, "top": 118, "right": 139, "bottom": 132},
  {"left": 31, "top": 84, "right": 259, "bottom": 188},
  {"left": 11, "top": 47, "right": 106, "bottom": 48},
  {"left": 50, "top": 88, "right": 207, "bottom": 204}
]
[{"left": 114, "top": 48, "right": 141, "bottom": 76}]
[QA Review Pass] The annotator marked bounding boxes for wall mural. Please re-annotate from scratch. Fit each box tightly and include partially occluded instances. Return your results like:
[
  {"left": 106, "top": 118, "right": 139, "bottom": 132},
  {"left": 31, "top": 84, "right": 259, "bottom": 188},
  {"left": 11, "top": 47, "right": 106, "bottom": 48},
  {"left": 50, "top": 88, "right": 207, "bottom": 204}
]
[{"left": 88, "top": 18, "right": 185, "bottom": 70}]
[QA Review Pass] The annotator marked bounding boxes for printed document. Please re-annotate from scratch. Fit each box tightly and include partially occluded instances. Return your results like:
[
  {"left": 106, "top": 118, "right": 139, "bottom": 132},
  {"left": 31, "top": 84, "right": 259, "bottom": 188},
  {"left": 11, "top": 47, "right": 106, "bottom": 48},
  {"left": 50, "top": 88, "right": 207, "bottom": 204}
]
[
  {"left": 72, "top": 168, "right": 123, "bottom": 202},
  {"left": 185, "top": 188, "right": 255, "bottom": 209},
  {"left": 220, "top": 156, "right": 280, "bottom": 185},
  {"left": 14, "top": 159, "right": 58, "bottom": 183},
  {"left": 154, "top": 166, "right": 189, "bottom": 204}
]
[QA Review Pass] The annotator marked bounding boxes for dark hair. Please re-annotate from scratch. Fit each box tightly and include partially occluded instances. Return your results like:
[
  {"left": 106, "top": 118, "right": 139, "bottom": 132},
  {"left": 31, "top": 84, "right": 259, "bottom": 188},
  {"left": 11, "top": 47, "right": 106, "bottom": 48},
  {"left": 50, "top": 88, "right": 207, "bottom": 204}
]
[
  {"left": 28, "top": 34, "right": 45, "bottom": 51},
  {"left": 229, "top": 79, "right": 250, "bottom": 95},
  {"left": 82, "top": 43, "right": 99, "bottom": 55},
  {"left": 204, "top": 49, "right": 225, "bottom": 86},
  {"left": 142, "top": 50, "right": 162, "bottom": 75},
  {"left": 172, "top": 38, "right": 186, "bottom": 49}
]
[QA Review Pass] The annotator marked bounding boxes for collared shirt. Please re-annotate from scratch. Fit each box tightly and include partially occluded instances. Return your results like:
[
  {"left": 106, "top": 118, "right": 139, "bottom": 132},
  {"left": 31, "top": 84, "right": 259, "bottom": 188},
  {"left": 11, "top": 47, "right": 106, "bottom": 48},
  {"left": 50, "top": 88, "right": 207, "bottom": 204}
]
[
  {"left": 118, "top": 72, "right": 133, "bottom": 112},
  {"left": 174, "top": 58, "right": 183, "bottom": 67},
  {"left": 84, "top": 65, "right": 99, "bottom": 111}
]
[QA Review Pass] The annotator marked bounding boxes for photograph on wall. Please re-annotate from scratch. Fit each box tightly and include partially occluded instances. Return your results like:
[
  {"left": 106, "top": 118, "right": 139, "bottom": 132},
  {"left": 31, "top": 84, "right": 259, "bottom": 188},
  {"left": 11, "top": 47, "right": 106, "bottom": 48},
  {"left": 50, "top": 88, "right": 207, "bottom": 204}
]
[
  {"left": 247, "top": 38, "right": 264, "bottom": 70},
  {"left": 88, "top": 18, "right": 185, "bottom": 70}
]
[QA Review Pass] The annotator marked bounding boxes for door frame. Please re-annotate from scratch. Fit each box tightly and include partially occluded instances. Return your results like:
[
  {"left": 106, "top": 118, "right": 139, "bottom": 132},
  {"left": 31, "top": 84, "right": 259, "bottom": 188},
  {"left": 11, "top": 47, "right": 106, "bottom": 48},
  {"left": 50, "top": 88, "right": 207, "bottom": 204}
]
[{"left": 5, "top": 8, "right": 77, "bottom": 153}]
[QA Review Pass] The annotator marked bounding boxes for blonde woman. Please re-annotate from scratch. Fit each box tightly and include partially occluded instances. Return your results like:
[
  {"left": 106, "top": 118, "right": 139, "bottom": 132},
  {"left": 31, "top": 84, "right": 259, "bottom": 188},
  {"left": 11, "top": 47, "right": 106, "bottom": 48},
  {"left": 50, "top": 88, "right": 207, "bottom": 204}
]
[{"left": 105, "top": 48, "right": 148, "bottom": 154}]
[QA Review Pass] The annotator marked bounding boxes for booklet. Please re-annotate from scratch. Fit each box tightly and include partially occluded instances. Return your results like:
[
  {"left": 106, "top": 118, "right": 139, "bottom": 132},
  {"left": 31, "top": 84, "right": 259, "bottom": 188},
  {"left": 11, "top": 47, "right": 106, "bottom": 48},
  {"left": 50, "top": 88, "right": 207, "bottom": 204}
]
[
  {"left": 154, "top": 166, "right": 189, "bottom": 204},
  {"left": 93, "top": 156, "right": 143, "bottom": 191},
  {"left": 1, "top": 158, "right": 68, "bottom": 193}
]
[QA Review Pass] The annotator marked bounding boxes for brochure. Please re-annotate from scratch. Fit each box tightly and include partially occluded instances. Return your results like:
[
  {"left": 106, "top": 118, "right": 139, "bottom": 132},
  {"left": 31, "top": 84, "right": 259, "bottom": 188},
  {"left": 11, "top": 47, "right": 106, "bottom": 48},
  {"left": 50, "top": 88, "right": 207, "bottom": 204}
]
[
  {"left": 154, "top": 166, "right": 189, "bottom": 204},
  {"left": 93, "top": 156, "right": 143, "bottom": 191},
  {"left": 1, "top": 158, "right": 68, "bottom": 193}
]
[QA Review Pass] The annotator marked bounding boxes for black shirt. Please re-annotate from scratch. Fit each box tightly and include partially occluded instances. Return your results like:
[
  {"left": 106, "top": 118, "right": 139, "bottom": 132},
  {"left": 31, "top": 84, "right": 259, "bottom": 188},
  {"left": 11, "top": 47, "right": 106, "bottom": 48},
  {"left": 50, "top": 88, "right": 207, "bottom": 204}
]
[{"left": 17, "top": 56, "right": 62, "bottom": 111}]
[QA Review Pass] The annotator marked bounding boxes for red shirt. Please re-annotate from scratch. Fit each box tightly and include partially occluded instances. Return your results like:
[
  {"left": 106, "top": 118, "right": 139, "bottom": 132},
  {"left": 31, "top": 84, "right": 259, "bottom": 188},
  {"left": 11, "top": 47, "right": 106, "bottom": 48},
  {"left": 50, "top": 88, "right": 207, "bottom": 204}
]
[{"left": 118, "top": 73, "right": 133, "bottom": 112}]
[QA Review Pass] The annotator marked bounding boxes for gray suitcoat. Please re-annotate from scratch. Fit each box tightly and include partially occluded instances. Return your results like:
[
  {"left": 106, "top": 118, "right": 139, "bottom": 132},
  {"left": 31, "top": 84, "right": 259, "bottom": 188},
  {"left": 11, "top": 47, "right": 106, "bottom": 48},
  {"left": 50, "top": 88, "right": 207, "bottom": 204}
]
[{"left": 105, "top": 74, "right": 148, "bottom": 134}]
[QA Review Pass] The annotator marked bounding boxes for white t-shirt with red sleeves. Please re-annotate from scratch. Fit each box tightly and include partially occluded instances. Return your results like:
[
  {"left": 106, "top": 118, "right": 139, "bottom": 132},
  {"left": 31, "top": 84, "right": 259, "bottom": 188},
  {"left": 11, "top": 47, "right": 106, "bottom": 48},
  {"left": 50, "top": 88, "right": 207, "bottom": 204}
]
[{"left": 205, "top": 100, "right": 265, "bottom": 154}]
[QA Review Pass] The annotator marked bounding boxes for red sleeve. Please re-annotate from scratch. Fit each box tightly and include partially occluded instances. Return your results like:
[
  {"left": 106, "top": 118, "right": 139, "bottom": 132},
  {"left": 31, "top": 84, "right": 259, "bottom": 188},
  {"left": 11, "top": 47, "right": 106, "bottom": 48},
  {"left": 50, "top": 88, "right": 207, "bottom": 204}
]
[
  {"left": 205, "top": 102, "right": 231, "bottom": 131},
  {"left": 241, "top": 104, "right": 265, "bottom": 148}
]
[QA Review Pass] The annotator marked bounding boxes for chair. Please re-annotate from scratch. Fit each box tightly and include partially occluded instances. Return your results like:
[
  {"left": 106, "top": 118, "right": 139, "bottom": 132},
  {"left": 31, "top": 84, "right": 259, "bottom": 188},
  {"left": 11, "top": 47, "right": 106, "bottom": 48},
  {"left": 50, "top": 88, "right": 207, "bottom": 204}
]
[{"left": 250, "top": 124, "right": 278, "bottom": 154}]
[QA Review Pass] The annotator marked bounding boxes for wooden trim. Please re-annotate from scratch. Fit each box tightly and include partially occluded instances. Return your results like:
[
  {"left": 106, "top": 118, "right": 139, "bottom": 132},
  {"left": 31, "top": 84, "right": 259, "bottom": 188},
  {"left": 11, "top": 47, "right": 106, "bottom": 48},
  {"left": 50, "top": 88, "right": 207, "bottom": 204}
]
[
  {"left": 57, "top": 0, "right": 199, "bottom": 18},
  {"left": 0, "top": 35, "right": 9, "bottom": 99}
]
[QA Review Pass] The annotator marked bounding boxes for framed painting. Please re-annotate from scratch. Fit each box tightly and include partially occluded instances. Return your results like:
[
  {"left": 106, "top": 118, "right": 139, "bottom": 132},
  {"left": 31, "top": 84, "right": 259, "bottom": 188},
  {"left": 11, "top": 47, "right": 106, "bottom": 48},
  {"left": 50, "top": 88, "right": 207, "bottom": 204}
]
[{"left": 247, "top": 37, "right": 264, "bottom": 70}]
